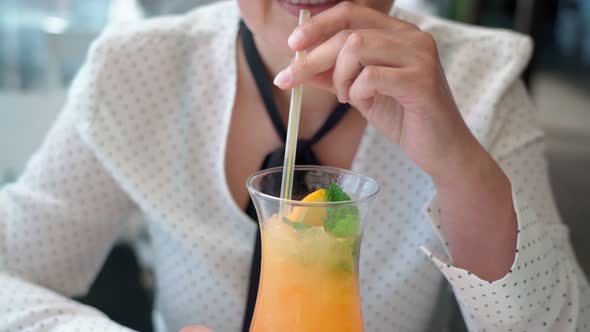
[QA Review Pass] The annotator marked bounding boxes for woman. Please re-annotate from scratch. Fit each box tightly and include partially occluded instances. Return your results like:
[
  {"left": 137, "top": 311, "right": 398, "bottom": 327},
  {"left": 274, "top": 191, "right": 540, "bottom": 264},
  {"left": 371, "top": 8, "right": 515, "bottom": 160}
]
[{"left": 0, "top": 0, "right": 588, "bottom": 331}]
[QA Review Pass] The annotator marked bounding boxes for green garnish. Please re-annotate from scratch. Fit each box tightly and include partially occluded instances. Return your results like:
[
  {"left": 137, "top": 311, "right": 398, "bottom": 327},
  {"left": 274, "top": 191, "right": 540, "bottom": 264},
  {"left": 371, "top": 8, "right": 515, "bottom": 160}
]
[
  {"left": 325, "top": 181, "right": 351, "bottom": 202},
  {"left": 324, "top": 181, "right": 360, "bottom": 238},
  {"left": 326, "top": 213, "right": 359, "bottom": 237}
]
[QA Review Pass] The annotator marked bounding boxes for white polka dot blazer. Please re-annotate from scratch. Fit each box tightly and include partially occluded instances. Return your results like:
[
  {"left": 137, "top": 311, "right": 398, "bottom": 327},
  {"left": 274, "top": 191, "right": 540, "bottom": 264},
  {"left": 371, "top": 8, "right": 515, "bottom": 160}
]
[{"left": 1, "top": 1, "right": 588, "bottom": 331}]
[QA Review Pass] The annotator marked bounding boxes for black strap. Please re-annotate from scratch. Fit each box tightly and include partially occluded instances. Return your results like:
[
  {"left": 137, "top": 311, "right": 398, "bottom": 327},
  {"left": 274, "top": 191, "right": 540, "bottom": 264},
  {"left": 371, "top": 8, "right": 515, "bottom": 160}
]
[
  {"left": 308, "top": 103, "right": 350, "bottom": 145},
  {"left": 239, "top": 19, "right": 350, "bottom": 332},
  {"left": 240, "top": 20, "right": 288, "bottom": 141},
  {"left": 242, "top": 201, "right": 261, "bottom": 332}
]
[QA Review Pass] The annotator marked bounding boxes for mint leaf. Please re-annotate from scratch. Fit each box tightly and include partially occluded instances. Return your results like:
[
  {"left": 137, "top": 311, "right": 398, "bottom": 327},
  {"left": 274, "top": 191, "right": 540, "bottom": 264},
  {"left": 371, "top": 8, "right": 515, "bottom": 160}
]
[
  {"left": 328, "top": 214, "right": 360, "bottom": 237},
  {"left": 326, "top": 181, "right": 351, "bottom": 202},
  {"left": 282, "top": 217, "right": 312, "bottom": 231},
  {"left": 324, "top": 181, "right": 360, "bottom": 238}
]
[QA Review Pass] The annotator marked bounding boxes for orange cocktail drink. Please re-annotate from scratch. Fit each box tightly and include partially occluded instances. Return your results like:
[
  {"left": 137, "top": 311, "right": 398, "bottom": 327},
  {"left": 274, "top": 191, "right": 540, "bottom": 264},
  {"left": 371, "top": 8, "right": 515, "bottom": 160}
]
[
  {"left": 251, "top": 215, "right": 363, "bottom": 332},
  {"left": 247, "top": 166, "right": 379, "bottom": 332}
]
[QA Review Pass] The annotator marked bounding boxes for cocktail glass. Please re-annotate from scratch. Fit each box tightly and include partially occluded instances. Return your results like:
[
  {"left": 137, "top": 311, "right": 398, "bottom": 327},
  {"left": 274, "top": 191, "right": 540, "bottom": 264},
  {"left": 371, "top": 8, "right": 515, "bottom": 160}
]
[{"left": 247, "top": 166, "right": 380, "bottom": 332}]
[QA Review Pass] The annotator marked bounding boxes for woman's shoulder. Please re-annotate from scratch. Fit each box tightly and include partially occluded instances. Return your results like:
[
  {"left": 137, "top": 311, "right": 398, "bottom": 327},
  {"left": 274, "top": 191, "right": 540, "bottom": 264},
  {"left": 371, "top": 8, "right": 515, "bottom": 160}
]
[
  {"left": 77, "top": 2, "right": 240, "bottom": 149},
  {"left": 391, "top": 8, "right": 537, "bottom": 149},
  {"left": 393, "top": 7, "right": 533, "bottom": 90},
  {"left": 393, "top": 8, "right": 532, "bottom": 60},
  {"left": 91, "top": 1, "right": 239, "bottom": 57}
]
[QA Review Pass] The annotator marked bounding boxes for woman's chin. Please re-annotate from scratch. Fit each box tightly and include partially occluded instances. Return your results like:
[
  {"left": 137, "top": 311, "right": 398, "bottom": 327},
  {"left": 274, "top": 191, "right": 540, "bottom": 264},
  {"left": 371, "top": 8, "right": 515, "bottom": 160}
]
[{"left": 277, "top": 0, "right": 345, "bottom": 17}]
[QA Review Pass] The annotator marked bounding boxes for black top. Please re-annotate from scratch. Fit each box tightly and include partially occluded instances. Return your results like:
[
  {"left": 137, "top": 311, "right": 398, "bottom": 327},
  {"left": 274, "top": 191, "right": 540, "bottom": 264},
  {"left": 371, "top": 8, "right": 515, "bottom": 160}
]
[{"left": 239, "top": 20, "right": 350, "bottom": 332}]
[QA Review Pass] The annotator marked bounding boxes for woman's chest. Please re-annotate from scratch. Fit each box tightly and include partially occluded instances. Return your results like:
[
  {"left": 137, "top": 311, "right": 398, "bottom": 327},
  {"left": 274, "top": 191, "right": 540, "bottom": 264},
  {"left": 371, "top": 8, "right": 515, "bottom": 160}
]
[{"left": 225, "top": 64, "right": 368, "bottom": 210}]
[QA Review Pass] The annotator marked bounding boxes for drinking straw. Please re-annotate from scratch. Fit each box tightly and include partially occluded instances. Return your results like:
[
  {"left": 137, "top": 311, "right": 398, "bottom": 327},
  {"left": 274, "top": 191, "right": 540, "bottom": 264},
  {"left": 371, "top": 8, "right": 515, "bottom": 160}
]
[{"left": 280, "top": 9, "right": 311, "bottom": 208}]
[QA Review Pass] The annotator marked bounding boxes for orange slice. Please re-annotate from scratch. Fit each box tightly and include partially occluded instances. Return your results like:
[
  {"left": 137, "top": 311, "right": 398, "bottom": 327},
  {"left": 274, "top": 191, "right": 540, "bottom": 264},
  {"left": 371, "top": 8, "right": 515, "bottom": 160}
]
[{"left": 288, "top": 189, "right": 327, "bottom": 227}]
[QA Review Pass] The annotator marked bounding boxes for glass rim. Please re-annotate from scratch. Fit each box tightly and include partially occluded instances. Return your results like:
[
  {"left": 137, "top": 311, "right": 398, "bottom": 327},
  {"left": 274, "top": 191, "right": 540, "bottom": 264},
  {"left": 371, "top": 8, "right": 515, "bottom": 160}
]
[{"left": 246, "top": 165, "right": 380, "bottom": 207}]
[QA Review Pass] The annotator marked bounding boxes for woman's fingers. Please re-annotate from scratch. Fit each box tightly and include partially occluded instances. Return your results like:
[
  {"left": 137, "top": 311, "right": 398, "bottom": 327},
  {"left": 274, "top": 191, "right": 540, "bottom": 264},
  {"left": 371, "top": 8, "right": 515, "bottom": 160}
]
[
  {"left": 332, "top": 31, "right": 414, "bottom": 102},
  {"left": 346, "top": 35, "right": 445, "bottom": 110},
  {"left": 307, "top": 69, "right": 338, "bottom": 93},
  {"left": 276, "top": 30, "right": 415, "bottom": 95},
  {"left": 289, "top": 2, "right": 415, "bottom": 51},
  {"left": 274, "top": 29, "right": 351, "bottom": 89},
  {"left": 348, "top": 66, "right": 412, "bottom": 108}
]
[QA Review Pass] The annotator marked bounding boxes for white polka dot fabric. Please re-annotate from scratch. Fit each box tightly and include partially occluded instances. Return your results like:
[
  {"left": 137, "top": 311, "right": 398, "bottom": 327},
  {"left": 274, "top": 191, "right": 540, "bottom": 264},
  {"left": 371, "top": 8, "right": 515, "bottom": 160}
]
[{"left": 0, "top": 2, "right": 588, "bottom": 331}]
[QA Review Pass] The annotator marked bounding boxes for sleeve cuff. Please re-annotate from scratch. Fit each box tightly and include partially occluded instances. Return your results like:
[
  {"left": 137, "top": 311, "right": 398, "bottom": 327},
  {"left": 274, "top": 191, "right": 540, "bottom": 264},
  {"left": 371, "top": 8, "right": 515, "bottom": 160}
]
[
  {"left": 0, "top": 272, "right": 133, "bottom": 332},
  {"left": 420, "top": 186, "right": 566, "bottom": 326}
]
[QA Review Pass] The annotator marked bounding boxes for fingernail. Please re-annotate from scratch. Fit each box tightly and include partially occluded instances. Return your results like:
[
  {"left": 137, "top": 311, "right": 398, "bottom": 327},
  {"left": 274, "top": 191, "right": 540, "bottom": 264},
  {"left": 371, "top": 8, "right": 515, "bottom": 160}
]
[
  {"left": 273, "top": 68, "right": 292, "bottom": 87},
  {"left": 288, "top": 29, "right": 305, "bottom": 47}
]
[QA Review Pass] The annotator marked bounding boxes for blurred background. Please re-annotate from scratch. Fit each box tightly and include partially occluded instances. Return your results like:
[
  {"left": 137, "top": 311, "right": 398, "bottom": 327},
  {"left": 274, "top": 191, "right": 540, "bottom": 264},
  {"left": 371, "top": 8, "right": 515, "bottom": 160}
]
[{"left": 1, "top": 0, "right": 589, "bottom": 331}]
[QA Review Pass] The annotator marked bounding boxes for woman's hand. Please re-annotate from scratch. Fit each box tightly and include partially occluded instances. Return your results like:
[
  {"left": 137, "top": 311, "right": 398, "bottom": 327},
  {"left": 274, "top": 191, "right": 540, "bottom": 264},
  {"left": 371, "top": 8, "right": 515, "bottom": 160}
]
[
  {"left": 179, "top": 326, "right": 214, "bottom": 332},
  {"left": 273, "top": 1, "right": 486, "bottom": 183},
  {"left": 274, "top": 2, "right": 518, "bottom": 281}
]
